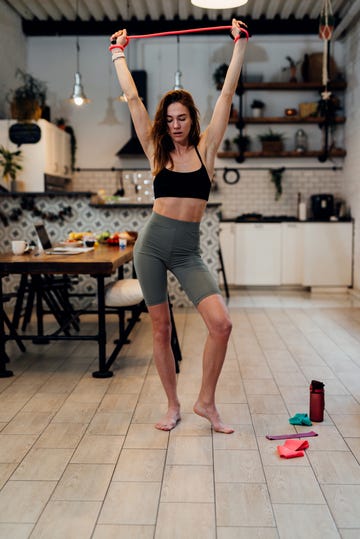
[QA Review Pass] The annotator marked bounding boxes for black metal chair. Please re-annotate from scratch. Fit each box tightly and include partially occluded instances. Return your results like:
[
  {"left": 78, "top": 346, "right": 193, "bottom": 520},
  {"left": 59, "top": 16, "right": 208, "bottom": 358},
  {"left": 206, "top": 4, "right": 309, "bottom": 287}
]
[{"left": 104, "top": 278, "right": 182, "bottom": 373}]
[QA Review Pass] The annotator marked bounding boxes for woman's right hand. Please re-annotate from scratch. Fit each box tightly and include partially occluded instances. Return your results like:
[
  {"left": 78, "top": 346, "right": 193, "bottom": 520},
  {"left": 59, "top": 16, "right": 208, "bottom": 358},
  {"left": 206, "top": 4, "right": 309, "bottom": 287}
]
[{"left": 110, "top": 29, "right": 128, "bottom": 48}]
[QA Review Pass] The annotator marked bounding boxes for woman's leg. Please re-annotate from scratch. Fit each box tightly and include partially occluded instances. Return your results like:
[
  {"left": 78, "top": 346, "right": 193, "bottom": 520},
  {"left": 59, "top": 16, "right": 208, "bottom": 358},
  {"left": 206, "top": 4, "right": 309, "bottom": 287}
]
[
  {"left": 147, "top": 301, "right": 181, "bottom": 431},
  {"left": 193, "top": 293, "right": 234, "bottom": 433}
]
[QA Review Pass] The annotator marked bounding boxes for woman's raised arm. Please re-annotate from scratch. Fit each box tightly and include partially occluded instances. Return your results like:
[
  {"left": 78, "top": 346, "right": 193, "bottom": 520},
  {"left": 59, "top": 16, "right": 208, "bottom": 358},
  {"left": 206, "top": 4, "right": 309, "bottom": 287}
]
[
  {"left": 201, "top": 20, "right": 248, "bottom": 169},
  {"left": 110, "top": 30, "right": 153, "bottom": 159}
]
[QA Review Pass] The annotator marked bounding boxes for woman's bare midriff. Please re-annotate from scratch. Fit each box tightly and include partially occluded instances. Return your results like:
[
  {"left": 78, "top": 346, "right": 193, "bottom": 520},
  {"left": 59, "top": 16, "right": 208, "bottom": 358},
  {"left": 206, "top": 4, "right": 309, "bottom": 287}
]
[{"left": 153, "top": 197, "right": 207, "bottom": 222}]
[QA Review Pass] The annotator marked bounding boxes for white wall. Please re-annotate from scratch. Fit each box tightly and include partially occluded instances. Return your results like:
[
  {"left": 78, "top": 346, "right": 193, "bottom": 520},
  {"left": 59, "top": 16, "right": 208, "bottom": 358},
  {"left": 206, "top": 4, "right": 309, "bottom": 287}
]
[
  {"left": 343, "top": 23, "right": 360, "bottom": 288},
  {"left": 0, "top": 0, "right": 26, "bottom": 118},
  {"left": 25, "top": 33, "right": 345, "bottom": 170}
]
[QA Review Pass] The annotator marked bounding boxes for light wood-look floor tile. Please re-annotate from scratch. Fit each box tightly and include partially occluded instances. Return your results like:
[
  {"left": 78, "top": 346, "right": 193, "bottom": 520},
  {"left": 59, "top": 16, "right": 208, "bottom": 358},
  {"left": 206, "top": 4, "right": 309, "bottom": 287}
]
[
  {"left": 214, "top": 449, "right": 265, "bottom": 483},
  {"left": 52, "top": 463, "right": 114, "bottom": 501},
  {"left": 308, "top": 451, "right": 360, "bottom": 484},
  {"left": 30, "top": 500, "right": 101, "bottom": 539},
  {"left": 98, "top": 482, "right": 161, "bottom": 525},
  {"left": 273, "top": 503, "right": 340, "bottom": 538},
  {"left": 11, "top": 448, "right": 73, "bottom": 481},
  {"left": 264, "top": 465, "right": 325, "bottom": 503},
  {"left": 216, "top": 483, "right": 275, "bottom": 527},
  {"left": 155, "top": 502, "right": 215, "bottom": 539},
  {"left": 93, "top": 524, "right": 155, "bottom": 539},
  {"left": 0, "top": 480, "right": 56, "bottom": 523},
  {"left": 113, "top": 449, "right": 166, "bottom": 482},
  {"left": 0, "top": 523, "right": 34, "bottom": 539},
  {"left": 2, "top": 290, "right": 360, "bottom": 538}
]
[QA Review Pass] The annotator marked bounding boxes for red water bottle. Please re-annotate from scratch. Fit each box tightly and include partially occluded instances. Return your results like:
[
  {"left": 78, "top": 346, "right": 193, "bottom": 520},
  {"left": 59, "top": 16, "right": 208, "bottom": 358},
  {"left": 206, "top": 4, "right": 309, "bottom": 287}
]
[{"left": 309, "top": 380, "right": 325, "bottom": 422}]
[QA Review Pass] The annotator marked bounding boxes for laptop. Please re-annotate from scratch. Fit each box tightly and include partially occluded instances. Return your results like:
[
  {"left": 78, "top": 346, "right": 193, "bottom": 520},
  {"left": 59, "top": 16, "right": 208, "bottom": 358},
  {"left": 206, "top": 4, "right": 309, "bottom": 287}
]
[{"left": 34, "top": 222, "right": 94, "bottom": 255}]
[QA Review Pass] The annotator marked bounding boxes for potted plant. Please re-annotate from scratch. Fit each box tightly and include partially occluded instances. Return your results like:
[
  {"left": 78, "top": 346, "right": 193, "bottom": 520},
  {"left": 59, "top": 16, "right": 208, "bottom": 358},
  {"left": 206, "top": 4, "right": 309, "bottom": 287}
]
[
  {"left": 0, "top": 145, "right": 22, "bottom": 191},
  {"left": 282, "top": 56, "right": 300, "bottom": 83},
  {"left": 213, "top": 63, "right": 228, "bottom": 90},
  {"left": 233, "top": 134, "right": 251, "bottom": 153},
  {"left": 258, "top": 129, "right": 285, "bottom": 153},
  {"left": 7, "top": 69, "right": 47, "bottom": 121},
  {"left": 250, "top": 99, "right": 265, "bottom": 118}
]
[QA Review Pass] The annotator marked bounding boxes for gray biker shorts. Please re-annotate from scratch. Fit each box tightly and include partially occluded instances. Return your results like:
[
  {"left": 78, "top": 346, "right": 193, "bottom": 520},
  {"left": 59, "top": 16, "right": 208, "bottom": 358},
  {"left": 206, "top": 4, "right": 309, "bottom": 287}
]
[{"left": 133, "top": 212, "right": 220, "bottom": 307}]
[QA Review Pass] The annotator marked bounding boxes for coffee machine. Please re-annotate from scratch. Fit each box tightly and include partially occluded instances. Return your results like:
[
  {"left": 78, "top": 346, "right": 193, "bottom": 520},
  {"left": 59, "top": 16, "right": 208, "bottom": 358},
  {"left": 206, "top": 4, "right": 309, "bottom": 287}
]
[{"left": 310, "top": 194, "right": 334, "bottom": 220}]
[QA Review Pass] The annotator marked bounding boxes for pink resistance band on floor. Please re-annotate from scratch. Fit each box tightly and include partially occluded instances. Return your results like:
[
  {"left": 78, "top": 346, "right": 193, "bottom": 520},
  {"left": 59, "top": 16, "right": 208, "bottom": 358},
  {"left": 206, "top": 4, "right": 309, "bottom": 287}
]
[{"left": 110, "top": 25, "right": 249, "bottom": 46}]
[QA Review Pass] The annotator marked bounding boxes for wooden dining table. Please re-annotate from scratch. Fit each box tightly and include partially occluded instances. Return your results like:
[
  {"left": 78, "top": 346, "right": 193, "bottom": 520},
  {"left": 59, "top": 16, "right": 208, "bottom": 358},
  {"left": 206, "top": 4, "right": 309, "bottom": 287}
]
[{"left": 0, "top": 244, "right": 134, "bottom": 378}]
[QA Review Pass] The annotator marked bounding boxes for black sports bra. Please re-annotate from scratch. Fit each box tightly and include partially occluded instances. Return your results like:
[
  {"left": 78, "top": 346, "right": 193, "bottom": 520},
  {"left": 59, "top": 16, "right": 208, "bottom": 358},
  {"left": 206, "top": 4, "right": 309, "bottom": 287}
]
[{"left": 153, "top": 147, "right": 211, "bottom": 201}]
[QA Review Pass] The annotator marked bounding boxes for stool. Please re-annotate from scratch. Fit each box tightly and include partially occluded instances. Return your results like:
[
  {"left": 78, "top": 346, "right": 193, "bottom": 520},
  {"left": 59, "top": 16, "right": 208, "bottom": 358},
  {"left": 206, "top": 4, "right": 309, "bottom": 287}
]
[{"left": 105, "top": 279, "right": 182, "bottom": 372}]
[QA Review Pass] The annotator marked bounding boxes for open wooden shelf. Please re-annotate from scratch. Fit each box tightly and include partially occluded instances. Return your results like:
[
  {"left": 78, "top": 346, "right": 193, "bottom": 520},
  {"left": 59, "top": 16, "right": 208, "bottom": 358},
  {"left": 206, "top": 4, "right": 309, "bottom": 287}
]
[
  {"left": 229, "top": 116, "right": 346, "bottom": 125},
  {"left": 241, "top": 81, "right": 347, "bottom": 90},
  {"left": 217, "top": 149, "right": 347, "bottom": 159}
]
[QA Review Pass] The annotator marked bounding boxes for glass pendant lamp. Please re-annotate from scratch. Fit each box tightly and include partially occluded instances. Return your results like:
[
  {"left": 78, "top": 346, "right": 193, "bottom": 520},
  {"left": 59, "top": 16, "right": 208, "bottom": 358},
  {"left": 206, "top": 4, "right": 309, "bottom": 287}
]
[{"left": 69, "top": 0, "right": 90, "bottom": 106}]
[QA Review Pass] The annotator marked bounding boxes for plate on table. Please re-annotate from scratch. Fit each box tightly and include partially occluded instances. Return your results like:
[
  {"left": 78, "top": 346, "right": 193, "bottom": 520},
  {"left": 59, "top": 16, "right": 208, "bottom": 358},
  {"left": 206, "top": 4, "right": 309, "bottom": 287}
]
[{"left": 59, "top": 240, "right": 84, "bottom": 247}]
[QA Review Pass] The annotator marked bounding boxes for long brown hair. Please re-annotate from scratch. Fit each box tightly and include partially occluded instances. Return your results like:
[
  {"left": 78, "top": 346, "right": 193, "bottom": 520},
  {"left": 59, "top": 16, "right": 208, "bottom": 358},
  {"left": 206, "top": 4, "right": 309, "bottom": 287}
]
[{"left": 151, "top": 90, "right": 201, "bottom": 176}]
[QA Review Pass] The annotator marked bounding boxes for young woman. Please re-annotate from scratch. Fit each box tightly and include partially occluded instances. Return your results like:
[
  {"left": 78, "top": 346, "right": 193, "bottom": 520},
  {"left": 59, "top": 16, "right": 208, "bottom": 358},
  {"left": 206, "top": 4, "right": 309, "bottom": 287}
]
[{"left": 110, "top": 20, "right": 247, "bottom": 433}]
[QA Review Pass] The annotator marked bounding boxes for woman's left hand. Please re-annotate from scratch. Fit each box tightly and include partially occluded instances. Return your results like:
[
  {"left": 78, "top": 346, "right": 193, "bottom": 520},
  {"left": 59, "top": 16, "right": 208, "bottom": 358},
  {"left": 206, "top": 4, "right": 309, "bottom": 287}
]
[{"left": 231, "top": 18, "right": 248, "bottom": 40}]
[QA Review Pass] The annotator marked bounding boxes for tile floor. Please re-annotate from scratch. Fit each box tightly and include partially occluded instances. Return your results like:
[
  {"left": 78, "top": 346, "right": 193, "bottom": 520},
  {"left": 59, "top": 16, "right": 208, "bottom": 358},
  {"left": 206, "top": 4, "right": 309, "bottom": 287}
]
[{"left": 1, "top": 288, "right": 360, "bottom": 538}]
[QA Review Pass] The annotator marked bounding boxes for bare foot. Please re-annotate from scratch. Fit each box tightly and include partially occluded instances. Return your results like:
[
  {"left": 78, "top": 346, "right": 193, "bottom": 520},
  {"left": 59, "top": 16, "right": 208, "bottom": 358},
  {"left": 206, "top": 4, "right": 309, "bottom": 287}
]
[
  {"left": 155, "top": 408, "right": 181, "bottom": 431},
  {"left": 193, "top": 401, "right": 234, "bottom": 434}
]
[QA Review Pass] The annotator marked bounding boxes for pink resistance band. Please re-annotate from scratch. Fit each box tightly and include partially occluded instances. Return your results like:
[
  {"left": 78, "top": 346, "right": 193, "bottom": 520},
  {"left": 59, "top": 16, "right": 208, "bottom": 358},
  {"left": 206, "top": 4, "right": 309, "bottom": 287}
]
[{"left": 110, "top": 25, "right": 249, "bottom": 48}]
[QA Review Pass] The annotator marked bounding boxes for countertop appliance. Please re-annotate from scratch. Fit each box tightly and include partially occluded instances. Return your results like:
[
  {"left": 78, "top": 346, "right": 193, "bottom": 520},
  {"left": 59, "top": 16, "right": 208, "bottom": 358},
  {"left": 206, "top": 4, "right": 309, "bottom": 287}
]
[{"left": 310, "top": 194, "right": 334, "bottom": 220}]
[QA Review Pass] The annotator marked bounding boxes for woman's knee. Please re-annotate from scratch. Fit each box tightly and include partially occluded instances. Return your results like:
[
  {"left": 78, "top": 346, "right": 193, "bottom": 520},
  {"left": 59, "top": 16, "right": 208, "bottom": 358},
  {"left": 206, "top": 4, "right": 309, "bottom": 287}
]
[
  {"left": 148, "top": 304, "right": 172, "bottom": 345},
  {"left": 209, "top": 314, "right": 232, "bottom": 341}
]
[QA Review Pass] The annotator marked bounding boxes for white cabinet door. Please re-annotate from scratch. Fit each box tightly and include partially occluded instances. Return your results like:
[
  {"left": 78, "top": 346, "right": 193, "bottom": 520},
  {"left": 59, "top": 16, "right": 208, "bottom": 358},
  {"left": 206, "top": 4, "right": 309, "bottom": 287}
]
[
  {"left": 303, "top": 222, "right": 353, "bottom": 286},
  {"left": 0, "top": 120, "right": 71, "bottom": 192},
  {"left": 219, "top": 222, "right": 236, "bottom": 285},
  {"left": 43, "top": 121, "right": 71, "bottom": 177},
  {"left": 281, "top": 222, "right": 303, "bottom": 285},
  {"left": 235, "top": 223, "right": 282, "bottom": 285}
]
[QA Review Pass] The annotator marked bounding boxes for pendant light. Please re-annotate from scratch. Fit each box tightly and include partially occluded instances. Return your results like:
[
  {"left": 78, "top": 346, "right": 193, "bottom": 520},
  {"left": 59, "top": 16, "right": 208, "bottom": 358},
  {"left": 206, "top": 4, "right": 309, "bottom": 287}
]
[
  {"left": 173, "top": 36, "right": 183, "bottom": 90},
  {"left": 191, "top": 0, "right": 248, "bottom": 8},
  {"left": 69, "top": 0, "right": 90, "bottom": 106}
]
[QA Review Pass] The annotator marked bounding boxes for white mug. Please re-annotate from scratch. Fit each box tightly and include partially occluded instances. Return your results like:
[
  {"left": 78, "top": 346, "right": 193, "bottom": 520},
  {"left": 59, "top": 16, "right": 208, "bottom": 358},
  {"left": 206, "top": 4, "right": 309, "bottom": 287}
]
[{"left": 11, "top": 240, "right": 29, "bottom": 255}]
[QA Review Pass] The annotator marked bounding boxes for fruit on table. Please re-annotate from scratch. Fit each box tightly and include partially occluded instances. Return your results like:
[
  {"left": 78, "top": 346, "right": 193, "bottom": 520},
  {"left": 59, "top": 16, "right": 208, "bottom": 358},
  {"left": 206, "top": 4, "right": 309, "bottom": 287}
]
[
  {"left": 67, "top": 231, "right": 89, "bottom": 241},
  {"left": 97, "top": 231, "right": 111, "bottom": 243}
]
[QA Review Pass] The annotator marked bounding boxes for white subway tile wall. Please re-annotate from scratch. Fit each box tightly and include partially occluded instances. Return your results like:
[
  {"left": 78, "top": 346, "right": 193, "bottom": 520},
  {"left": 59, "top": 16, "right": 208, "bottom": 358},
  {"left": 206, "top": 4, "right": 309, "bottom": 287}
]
[{"left": 73, "top": 167, "right": 346, "bottom": 220}]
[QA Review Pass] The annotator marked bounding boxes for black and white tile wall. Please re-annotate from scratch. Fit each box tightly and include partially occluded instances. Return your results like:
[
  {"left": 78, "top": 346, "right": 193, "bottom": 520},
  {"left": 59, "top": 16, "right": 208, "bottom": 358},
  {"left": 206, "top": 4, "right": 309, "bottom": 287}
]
[{"left": 0, "top": 195, "right": 220, "bottom": 308}]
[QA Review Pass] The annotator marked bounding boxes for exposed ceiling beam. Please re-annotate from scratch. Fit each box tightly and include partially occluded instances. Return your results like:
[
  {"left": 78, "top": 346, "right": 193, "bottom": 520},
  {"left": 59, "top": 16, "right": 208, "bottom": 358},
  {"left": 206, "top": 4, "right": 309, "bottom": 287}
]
[
  {"left": 22, "top": 16, "right": 322, "bottom": 36},
  {"left": 332, "top": 0, "right": 360, "bottom": 38}
]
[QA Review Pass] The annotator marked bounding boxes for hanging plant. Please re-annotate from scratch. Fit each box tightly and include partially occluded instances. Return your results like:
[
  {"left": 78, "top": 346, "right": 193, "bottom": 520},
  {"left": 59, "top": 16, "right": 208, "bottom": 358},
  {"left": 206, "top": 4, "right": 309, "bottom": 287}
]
[
  {"left": 269, "top": 167, "right": 285, "bottom": 201},
  {"left": 7, "top": 69, "right": 47, "bottom": 121}
]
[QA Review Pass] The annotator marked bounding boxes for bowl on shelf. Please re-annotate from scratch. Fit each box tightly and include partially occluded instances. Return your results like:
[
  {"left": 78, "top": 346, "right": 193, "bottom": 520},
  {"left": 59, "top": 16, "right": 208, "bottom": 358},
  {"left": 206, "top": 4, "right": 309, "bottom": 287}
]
[{"left": 284, "top": 108, "right": 298, "bottom": 117}]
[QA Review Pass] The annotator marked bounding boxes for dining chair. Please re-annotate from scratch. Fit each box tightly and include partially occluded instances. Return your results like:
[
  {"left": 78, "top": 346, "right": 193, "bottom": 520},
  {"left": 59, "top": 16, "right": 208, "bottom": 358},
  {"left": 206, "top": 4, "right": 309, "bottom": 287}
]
[{"left": 105, "top": 278, "right": 182, "bottom": 373}]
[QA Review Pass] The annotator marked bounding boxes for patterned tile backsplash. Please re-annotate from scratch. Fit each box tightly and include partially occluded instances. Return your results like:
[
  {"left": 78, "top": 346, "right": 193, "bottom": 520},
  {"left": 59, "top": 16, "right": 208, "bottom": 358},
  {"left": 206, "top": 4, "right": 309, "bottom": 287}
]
[{"left": 0, "top": 194, "right": 220, "bottom": 308}]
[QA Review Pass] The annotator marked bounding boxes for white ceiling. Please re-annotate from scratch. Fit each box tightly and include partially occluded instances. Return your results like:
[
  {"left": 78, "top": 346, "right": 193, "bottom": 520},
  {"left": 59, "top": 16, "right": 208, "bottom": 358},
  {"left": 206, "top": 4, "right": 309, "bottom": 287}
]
[{"left": 3, "top": 0, "right": 359, "bottom": 38}]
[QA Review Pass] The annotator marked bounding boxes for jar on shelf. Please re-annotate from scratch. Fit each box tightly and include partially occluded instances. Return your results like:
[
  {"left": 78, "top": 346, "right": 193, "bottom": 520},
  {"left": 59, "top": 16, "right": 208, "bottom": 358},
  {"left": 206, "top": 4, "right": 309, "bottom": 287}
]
[{"left": 295, "top": 128, "right": 308, "bottom": 152}]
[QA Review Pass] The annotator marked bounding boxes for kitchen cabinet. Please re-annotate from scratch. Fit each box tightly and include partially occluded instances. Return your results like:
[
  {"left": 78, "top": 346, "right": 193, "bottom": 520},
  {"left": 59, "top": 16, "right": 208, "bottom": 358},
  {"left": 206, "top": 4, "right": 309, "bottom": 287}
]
[
  {"left": 235, "top": 223, "right": 282, "bottom": 285},
  {"left": 302, "top": 222, "right": 353, "bottom": 287},
  {"left": 281, "top": 222, "right": 303, "bottom": 285},
  {"left": 218, "top": 81, "right": 346, "bottom": 159},
  {"left": 219, "top": 222, "right": 236, "bottom": 285},
  {"left": 0, "top": 119, "right": 71, "bottom": 191},
  {"left": 219, "top": 221, "right": 353, "bottom": 288}
]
